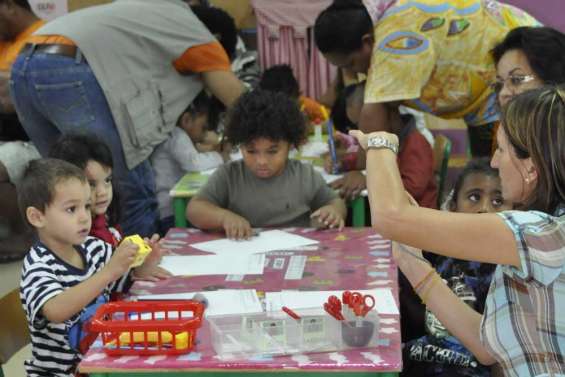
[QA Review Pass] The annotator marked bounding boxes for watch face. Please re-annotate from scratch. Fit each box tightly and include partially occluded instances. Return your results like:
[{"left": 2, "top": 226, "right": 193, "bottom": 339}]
[
  {"left": 368, "top": 136, "right": 398, "bottom": 153},
  {"left": 368, "top": 137, "right": 384, "bottom": 148}
]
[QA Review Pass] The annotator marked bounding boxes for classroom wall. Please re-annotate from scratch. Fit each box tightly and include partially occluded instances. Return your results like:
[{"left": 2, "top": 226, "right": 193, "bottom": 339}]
[
  {"left": 501, "top": 0, "right": 565, "bottom": 32},
  {"left": 67, "top": 0, "right": 111, "bottom": 11},
  {"left": 210, "top": 0, "right": 256, "bottom": 30}
]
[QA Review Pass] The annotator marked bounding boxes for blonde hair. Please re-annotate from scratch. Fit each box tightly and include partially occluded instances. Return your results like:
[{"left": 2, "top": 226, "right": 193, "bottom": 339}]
[{"left": 502, "top": 85, "right": 565, "bottom": 213}]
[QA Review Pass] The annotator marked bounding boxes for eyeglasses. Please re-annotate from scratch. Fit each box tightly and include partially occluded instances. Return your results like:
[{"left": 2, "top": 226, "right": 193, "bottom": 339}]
[{"left": 491, "top": 74, "right": 536, "bottom": 93}]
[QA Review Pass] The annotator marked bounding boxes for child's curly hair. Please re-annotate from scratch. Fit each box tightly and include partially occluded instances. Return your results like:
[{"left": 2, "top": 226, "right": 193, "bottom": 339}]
[{"left": 225, "top": 90, "right": 306, "bottom": 149}]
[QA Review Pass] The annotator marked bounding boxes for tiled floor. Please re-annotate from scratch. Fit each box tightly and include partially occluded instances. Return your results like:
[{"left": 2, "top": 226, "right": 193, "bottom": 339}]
[{"left": 1, "top": 259, "right": 30, "bottom": 377}]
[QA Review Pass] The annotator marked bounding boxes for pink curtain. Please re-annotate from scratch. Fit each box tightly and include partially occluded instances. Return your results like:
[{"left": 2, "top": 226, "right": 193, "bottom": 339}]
[{"left": 252, "top": 0, "right": 337, "bottom": 99}]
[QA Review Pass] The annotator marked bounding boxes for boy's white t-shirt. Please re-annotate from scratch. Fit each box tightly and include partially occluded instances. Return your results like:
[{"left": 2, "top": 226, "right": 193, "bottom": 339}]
[{"left": 151, "top": 127, "right": 223, "bottom": 220}]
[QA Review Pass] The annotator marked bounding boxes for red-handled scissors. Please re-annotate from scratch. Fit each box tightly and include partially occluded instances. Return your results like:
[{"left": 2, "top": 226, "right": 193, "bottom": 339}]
[
  {"left": 324, "top": 302, "right": 345, "bottom": 321},
  {"left": 328, "top": 295, "right": 341, "bottom": 311},
  {"left": 342, "top": 291, "right": 352, "bottom": 306},
  {"left": 350, "top": 292, "right": 375, "bottom": 317}
]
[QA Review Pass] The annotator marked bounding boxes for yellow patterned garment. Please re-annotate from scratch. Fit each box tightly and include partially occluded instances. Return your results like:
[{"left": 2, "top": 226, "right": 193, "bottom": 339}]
[{"left": 364, "top": 0, "right": 539, "bottom": 126}]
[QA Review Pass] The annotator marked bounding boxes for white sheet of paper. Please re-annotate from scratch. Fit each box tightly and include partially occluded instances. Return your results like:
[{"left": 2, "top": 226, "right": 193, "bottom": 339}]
[
  {"left": 313, "top": 166, "right": 342, "bottom": 184},
  {"left": 264, "top": 291, "right": 284, "bottom": 312},
  {"left": 159, "top": 254, "right": 265, "bottom": 276},
  {"left": 136, "top": 289, "right": 263, "bottom": 316},
  {"left": 299, "top": 141, "right": 329, "bottom": 157},
  {"left": 200, "top": 168, "right": 217, "bottom": 176},
  {"left": 266, "top": 289, "right": 399, "bottom": 315},
  {"left": 190, "top": 229, "right": 319, "bottom": 256}
]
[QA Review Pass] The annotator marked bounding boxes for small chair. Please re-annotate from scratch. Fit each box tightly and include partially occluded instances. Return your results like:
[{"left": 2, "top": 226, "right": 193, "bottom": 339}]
[
  {"left": 433, "top": 134, "right": 452, "bottom": 207},
  {"left": 0, "top": 288, "right": 30, "bottom": 377}
]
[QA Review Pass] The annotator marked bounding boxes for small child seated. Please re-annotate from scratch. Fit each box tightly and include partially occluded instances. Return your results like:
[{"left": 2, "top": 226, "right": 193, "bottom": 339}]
[
  {"left": 150, "top": 91, "right": 228, "bottom": 233},
  {"left": 329, "top": 82, "right": 437, "bottom": 208},
  {"left": 401, "top": 158, "right": 512, "bottom": 377},
  {"left": 259, "top": 64, "right": 329, "bottom": 125},
  {"left": 19, "top": 158, "right": 164, "bottom": 376},
  {"left": 186, "top": 90, "right": 347, "bottom": 239}
]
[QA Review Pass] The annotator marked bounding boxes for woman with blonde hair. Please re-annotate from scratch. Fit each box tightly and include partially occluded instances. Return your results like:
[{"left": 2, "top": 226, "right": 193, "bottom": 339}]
[{"left": 350, "top": 86, "right": 565, "bottom": 376}]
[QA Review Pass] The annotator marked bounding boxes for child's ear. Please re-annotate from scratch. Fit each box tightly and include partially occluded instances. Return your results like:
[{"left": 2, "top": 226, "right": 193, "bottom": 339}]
[{"left": 26, "top": 206, "right": 45, "bottom": 228}]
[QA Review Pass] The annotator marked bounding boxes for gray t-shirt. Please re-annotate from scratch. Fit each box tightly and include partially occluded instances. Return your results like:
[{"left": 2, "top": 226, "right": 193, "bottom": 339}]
[{"left": 196, "top": 159, "right": 337, "bottom": 227}]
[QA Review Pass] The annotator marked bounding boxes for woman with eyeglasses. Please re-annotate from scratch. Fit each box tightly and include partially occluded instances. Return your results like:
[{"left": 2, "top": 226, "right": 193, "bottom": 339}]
[
  {"left": 314, "top": 0, "right": 539, "bottom": 158},
  {"left": 350, "top": 86, "right": 565, "bottom": 376},
  {"left": 492, "top": 26, "right": 565, "bottom": 108}
]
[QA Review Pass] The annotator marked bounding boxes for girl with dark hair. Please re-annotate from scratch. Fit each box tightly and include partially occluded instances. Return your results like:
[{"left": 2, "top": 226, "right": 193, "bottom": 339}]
[
  {"left": 314, "top": 0, "right": 539, "bottom": 157},
  {"left": 49, "top": 134, "right": 124, "bottom": 247}
]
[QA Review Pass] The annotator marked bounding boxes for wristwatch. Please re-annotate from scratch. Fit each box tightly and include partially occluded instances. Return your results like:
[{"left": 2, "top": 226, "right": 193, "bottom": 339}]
[{"left": 367, "top": 136, "right": 399, "bottom": 154}]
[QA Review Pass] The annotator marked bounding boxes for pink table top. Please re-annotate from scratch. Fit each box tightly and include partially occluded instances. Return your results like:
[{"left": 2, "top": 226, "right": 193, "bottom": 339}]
[{"left": 79, "top": 227, "right": 401, "bottom": 373}]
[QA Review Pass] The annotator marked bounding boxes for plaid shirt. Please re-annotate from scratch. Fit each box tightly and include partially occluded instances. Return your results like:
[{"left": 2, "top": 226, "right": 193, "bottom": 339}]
[{"left": 481, "top": 210, "right": 565, "bottom": 377}]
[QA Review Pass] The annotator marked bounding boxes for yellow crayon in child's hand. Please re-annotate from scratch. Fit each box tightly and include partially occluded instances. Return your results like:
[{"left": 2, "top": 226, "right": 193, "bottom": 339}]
[{"left": 123, "top": 235, "right": 152, "bottom": 267}]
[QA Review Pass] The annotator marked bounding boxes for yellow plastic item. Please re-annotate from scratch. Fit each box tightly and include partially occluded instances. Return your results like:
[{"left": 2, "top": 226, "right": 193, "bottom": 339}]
[
  {"left": 123, "top": 235, "right": 152, "bottom": 267},
  {"left": 113, "top": 331, "right": 190, "bottom": 350}
]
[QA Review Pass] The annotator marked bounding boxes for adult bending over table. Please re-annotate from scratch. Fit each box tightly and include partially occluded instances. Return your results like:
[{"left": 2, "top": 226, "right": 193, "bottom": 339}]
[
  {"left": 9, "top": 0, "right": 245, "bottom": 236},
  {"left": 315, "top": 0, "right": 539, "bottom": 157},
  {"left": 350, "top": 86, "right": 565, "bottom": 376}
]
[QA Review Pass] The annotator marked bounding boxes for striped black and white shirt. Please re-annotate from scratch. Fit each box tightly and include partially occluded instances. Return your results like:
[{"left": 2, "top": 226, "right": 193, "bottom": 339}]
[{"left": 20, "top": 237, "right": 131, "bottom": 377}]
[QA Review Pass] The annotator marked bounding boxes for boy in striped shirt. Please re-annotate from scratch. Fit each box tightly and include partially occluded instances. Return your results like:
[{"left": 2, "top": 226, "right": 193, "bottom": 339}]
[{"left": 19, "top": 158, "right": 164, "bottom": 377}]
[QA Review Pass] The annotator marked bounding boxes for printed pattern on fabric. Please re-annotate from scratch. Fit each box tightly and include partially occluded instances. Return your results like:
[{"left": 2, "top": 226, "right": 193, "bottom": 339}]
[
  {"left": 364, "top": 0, "right": 539, "bottom": 126},
  {"left": 20, "top": 237, "right": 131, "bottom": 377}
]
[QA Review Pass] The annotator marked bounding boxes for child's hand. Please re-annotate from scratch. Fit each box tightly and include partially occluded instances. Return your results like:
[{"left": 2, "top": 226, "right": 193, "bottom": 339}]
[
  {"left": 221, "top": 211, "right": 253, "bottom": 240},
  {"left": 330, "top": 171, "right": 366, "bottom": 200},
  {"left": 323, "top": 153, "right": 343, "bottom": 174},
  {"left": 203, "top": 131, "right": 220, "bottom": 146},
  {"left": 310, "top": 205, "right": 344, "bottom": 230},
  {"left": 133, "top": 234, "right": 173, "bottom": 282},
  {"left": 195, "top": 142, "right": 216, "bottom": 152},
  {"left": 105, "top": 240, "right": 138, "bottom": 280}
]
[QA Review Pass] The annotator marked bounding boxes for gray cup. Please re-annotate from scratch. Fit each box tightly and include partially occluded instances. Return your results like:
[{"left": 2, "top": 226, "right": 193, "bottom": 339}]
[{"left": 341, "top": 321, "right": 374, "bottom": 347}]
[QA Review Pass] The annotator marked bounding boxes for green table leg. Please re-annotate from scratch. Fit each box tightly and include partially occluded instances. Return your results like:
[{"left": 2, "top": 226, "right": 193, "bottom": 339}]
[
  {"left": 173, "top": 197, "right": 188, "bottom": 228},
  {"left": 351, "top": 196, "right": 366, "bottom": 227}
]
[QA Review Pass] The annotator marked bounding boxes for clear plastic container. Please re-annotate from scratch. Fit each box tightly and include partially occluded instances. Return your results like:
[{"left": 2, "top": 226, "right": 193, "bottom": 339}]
[{"left": 207, "top": 307, "right": 379, "bottom": 359}]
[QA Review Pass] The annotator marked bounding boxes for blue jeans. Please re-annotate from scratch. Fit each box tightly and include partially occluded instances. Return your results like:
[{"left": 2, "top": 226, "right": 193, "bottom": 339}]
[{"left": 10, "top": 50, "right": 159, "bottom": 236}]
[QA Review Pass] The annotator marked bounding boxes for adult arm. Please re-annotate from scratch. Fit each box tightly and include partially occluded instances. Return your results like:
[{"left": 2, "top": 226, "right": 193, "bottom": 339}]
[
  {"left": 350, "top": 130, "right": 520, "bottom": 267},
  {"left": 174, "top": 41, "right": 245, "bottom": 107},
  {"left": 394, "top": 243, "right": 496, "bottom": 365},
  {"left": 201, "top": 70, "right": 245, "bottom": 107}
]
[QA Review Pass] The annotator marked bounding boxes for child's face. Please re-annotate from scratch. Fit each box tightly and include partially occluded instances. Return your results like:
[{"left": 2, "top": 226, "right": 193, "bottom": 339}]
[
  {"left": 180, "top": 112, "right": 208, "bottom": 144},
  {"left": 34, "top": 178, "right": 92, "bottom": 249},
  {"left": 85, "top": 160, "right": 113, "bottom": 217},
  {"left": 241, "top": 138, "right": 290, "bottom": 179},
  {"left": 454, "top": 173, "right": 511, "bottom": 214}
]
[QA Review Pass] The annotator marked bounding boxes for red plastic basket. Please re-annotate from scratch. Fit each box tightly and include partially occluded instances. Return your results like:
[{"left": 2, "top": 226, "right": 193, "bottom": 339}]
[{"left": 89, "top": 301, "right": 204, "bottom": 356}]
